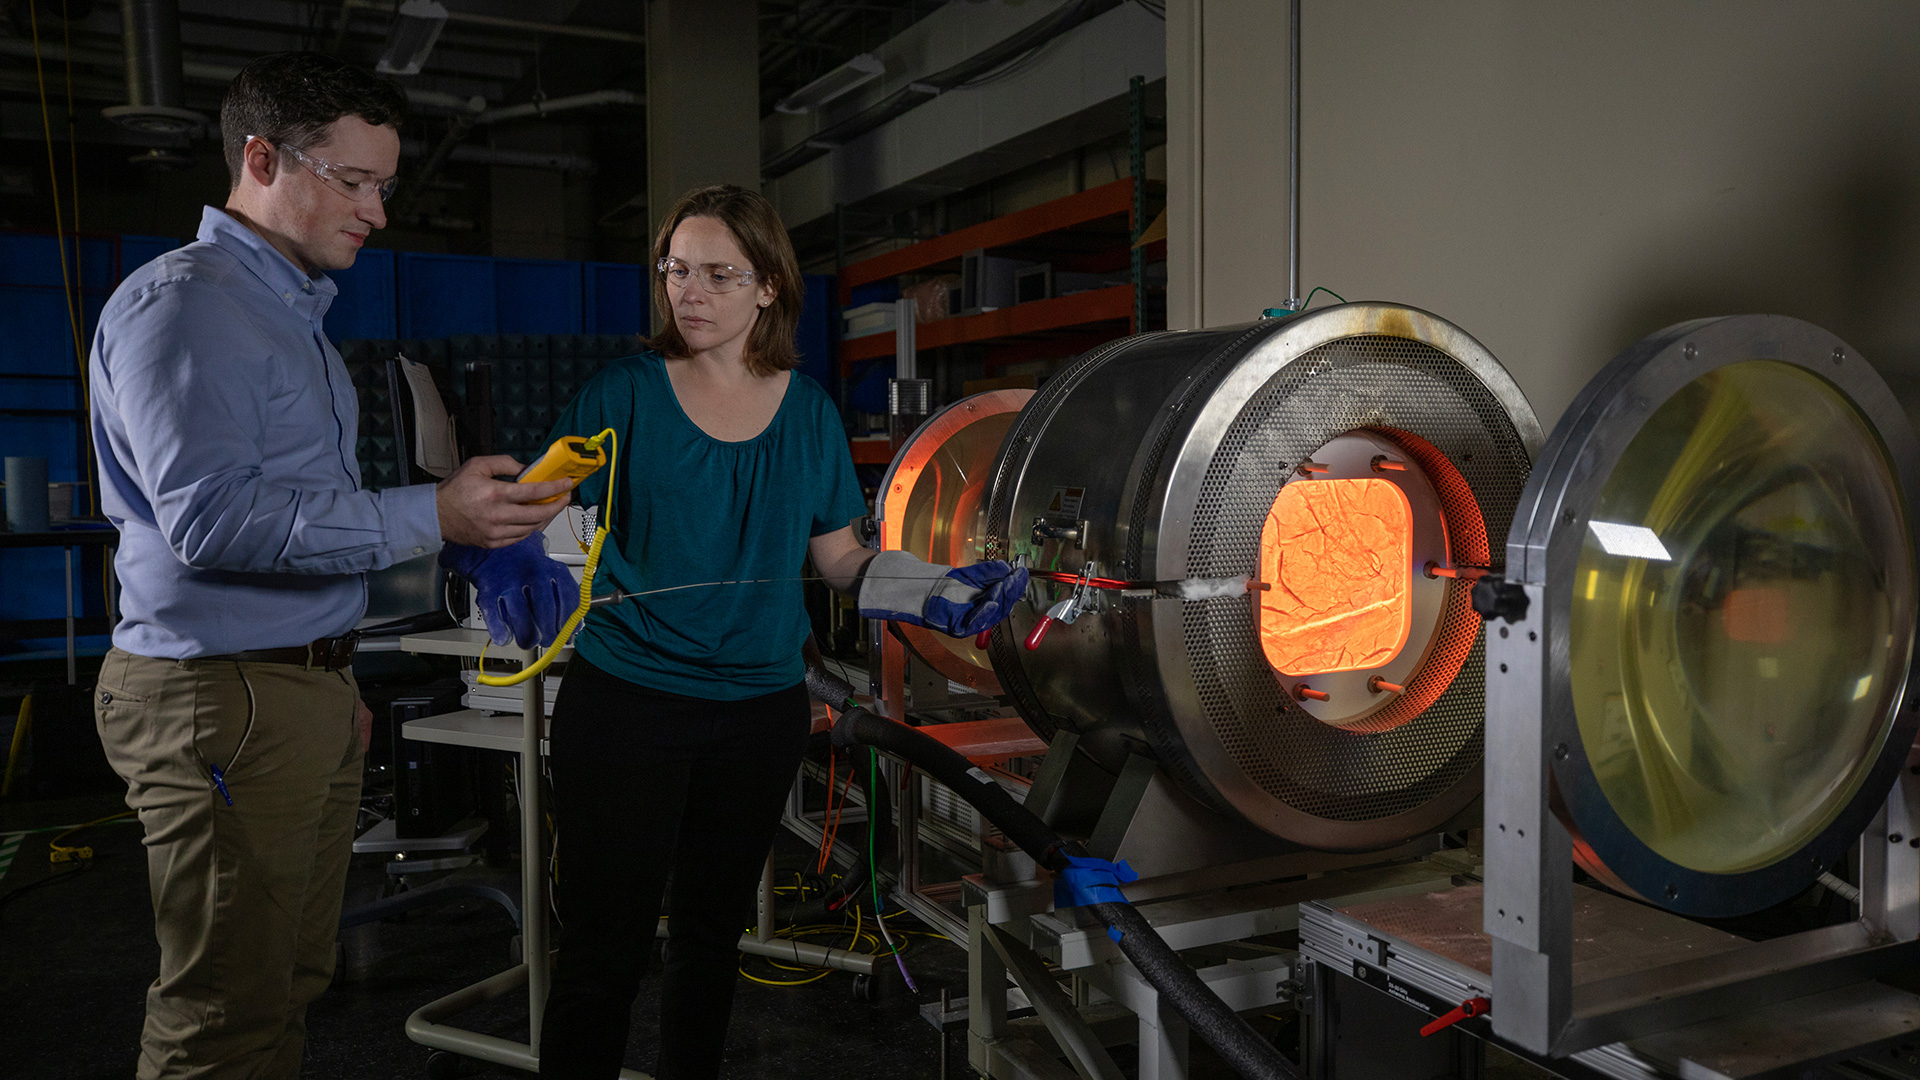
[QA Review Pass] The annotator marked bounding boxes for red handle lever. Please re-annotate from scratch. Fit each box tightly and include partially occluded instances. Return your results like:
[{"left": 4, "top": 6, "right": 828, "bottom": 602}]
[
  {"left": 1419, "top": 996, "right": 1490, "bottom": 1037},
  {"left": 975, "top": 629, "right": 993, "bottom": 650},
  {"left": 1024, "top": 616, "right": 1055, "bottom": 651}
]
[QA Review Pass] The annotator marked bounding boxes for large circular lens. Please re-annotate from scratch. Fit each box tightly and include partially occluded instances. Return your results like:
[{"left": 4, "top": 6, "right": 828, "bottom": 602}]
[
  {"left": 1569, "top": 360, "right": 1914, "bottom": 875},
  {"left": 894, "top": 406, "right": 1021, "bottom": 670}
]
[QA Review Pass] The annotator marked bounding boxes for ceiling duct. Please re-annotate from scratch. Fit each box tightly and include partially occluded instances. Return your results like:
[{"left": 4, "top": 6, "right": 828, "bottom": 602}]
[{"left": 102, "top": 0, "right": 205, "bottom": 135}]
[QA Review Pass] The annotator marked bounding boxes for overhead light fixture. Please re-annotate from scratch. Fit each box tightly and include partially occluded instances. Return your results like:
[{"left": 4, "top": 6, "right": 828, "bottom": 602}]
[
  {"left": 774, "top": 53, "right": 885, "bottom": 115},
  {"left": 376, "top": 0, "right": 449, "bottom": 77}
]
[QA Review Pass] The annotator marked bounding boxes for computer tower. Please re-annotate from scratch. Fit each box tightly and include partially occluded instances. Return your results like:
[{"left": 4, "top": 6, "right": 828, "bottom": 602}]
[
  {"left": 958, "top": 249, "right": 1027, "bottom": 313},
  {"left": 389, "top": 689, "right": 474, "bottom": 839}
]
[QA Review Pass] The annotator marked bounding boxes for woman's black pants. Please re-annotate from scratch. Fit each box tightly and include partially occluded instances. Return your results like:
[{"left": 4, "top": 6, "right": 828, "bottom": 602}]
[{"left": 537, "top": 656, "right": 812, "bottom": 1079}]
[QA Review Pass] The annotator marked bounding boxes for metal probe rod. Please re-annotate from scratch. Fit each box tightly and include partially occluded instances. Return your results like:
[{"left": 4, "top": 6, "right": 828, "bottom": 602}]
[
  {"left": 1288, "top": 0, "right": 1302, "bottom": 306},
  {"left": 520, "top": 647, "right": 548, "bottom": 1050}
]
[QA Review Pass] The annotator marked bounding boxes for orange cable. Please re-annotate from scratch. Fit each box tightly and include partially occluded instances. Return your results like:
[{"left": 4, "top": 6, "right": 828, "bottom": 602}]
[{"left": 815, "top": 747, "right": 857, "bottom": 876}]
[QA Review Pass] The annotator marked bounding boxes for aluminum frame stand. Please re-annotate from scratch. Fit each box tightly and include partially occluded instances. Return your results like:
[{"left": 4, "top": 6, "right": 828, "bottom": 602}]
[
  {"left": 397, "top": 650, "right": 649, "bottom": 1079},
  {"left": 962, "top": 859, "right": 1460, "bottom": 1080}
]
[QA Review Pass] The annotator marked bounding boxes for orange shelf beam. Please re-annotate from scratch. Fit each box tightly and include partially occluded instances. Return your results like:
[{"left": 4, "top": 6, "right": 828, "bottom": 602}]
[
  {"left": 836, "top": 178, "right": 1135, "bottom": 305},
  {"left": 839, "top": 284, "right": 1133, "bottom": 373},
  {"left": 848, "top": 438, "right": 895, "bottom": 465}
]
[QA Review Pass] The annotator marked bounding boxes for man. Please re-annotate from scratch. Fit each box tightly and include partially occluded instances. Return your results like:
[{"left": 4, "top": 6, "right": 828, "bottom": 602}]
[{"left": 88, "top": 52, "right": 572, "bottom": 1078}]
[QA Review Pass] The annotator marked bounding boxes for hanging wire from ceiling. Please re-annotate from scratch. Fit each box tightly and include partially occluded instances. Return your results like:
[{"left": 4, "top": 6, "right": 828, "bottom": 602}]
[
  {"left": 60, "top": 0, "right": 97, "bottom": 516},
  {"left": 29, "top": 1, "right": 100, "bottom": 518}
]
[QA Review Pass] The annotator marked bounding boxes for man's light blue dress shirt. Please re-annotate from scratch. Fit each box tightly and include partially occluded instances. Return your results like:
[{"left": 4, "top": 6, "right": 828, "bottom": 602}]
[{"left": 90, "top": 207, "right": 442, "bottom": 659}]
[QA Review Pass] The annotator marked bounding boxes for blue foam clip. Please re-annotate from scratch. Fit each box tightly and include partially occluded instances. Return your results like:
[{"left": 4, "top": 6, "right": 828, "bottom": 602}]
[{"left": 1054, "top": 855, "right": 1139, "bottom": 942}]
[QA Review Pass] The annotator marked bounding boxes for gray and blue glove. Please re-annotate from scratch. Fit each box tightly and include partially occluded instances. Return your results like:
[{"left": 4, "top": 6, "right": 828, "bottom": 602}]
[
  {"left": 858, "top": 550, "right": 1028, "bottom": 638},
  {"left": 439, "top": 533, "right": 578, "bottom": 648}
]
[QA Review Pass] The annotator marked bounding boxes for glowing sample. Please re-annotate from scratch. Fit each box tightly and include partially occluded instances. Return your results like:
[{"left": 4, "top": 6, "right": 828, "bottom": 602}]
[{"left": 1258, "top": 478, "right": 1414, "bottom": 676}]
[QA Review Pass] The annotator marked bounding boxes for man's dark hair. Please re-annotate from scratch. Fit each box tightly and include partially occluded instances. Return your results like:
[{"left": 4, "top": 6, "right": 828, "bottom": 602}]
[{"left": 220, "top": 52, "right": 407, "bottom": 190}]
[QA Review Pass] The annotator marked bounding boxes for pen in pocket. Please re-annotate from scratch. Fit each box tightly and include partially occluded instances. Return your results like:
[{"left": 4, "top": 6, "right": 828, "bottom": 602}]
[{"left": 210, "top": 764, "right": 233, "bottom": 806}]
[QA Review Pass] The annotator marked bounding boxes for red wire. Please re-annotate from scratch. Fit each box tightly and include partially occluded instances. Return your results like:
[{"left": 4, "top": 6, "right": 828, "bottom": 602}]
[
  {"left": 815, "top": 745, "right": 836, "bottom": 874},
  {"left": 1029, "top": 569, "right": 1137, "bottom": 590},
  {"left": 815, "top": 746, "right": 857, "bottom": 876}
]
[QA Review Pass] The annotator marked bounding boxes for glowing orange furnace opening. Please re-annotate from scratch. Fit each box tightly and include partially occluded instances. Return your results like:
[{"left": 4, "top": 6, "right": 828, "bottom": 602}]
[{"left": 1258, "top": 478, "right": 1414, "bottom": 675}]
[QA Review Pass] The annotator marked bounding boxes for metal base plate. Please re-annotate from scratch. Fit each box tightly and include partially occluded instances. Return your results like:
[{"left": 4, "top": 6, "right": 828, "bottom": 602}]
[{"left": 1301, "top": 883, "right": 1920, "bottom": 1079}]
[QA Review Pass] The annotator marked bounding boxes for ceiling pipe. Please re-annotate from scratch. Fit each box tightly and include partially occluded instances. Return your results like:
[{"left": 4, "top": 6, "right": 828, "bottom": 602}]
[
  {"left": 340, "top": 0, "right": 644, "bottom": 45},
  {"left": 394, "top": 138, "right": 593, "bottom": 172},
  {"left": 475, "top": 88, "right": 640, "bottom": 125},
  {"left": 102, "top": 0, "right": 205, "bottom": 134},
  {"left": 395, "top": 88, "right": 635, "bottom": 214},
  {"left": 1287, "top": 0, "right": 1301, "bottom": 309},
  {"left": 0, "top": 38, "right": 485, "bottom": 116},
  {"left": 761, "top": 0, "right": 1123, "bottom": 181},
  {"left": 396, "top": 111, "right": 480, "bottom": 217}
]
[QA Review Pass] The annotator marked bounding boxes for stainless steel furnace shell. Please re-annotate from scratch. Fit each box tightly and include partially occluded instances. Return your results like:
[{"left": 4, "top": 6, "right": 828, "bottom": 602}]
[{"left": 981, "top": 303, "right": 1543, "bottom": 852}]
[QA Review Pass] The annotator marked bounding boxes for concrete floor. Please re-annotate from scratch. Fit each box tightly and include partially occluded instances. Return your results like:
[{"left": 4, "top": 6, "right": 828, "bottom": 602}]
[{"left": 0, "top": 790, "right": 978, "bottom": 1080}]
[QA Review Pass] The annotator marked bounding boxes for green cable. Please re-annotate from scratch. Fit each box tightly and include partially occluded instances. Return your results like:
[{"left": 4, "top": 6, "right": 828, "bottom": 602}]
[
  {"left": 1302, "top": 285, "right": 1347, "bottom": 308},
  {"left": 868, "top": 749, "right": 911, "bottom": 982},
  {"left": 868, "top": 749, "right": 887, "bottom": 921}
]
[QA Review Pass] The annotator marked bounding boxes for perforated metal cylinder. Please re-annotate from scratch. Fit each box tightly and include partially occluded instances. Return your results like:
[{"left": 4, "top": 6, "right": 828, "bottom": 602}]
[{"left": 982, "top": 304, "right": 1542, "bottom": 851}]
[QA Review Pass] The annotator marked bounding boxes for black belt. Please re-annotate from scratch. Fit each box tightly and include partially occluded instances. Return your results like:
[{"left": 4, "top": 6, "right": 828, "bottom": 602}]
[{"left": 211, "top": 636, "right": 357, "bottom": 672}]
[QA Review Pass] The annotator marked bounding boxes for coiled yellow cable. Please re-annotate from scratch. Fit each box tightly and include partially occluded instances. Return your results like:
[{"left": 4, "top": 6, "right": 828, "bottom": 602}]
[{"left": 476, "top": 428, "right": 616, "bottom": 687}]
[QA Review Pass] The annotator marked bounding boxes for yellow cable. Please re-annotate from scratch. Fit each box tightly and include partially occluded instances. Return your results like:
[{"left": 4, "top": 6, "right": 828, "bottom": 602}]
[
  {"left": 2, "top": 695, "right": 33, "bottom": 798},
  {"left": 738, "top": 908, "right": 876, "bottom": 986},
  {"left": 48, "top": 809, "right": 134, "bottom": 863},
  {"left": 476, "top": 429, "right": 616, "bottom": 687},
  {"left": 27, "top": 4, "right": 88, "bottom": 468}
]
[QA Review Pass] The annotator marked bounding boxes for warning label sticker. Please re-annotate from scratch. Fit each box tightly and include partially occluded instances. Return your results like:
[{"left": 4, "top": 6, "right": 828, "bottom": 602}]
[{"left": 1046, "top": 487, "right": 1086, "bottom": 519}]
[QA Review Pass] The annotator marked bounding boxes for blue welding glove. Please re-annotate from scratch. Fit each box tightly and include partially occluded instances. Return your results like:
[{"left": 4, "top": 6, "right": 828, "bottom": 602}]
[
  {"left": 439, "top": 533, "right": 577, "bottom": 649},
  {"left": 858, "top": 550, "right": 1028, "bottom": 639}
]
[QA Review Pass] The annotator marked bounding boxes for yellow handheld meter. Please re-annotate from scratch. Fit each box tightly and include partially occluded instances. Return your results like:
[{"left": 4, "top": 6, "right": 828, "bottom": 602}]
[
  {"left": 516, "top": 436, "right": 608, "bottom": 502},
  {"left": 477, "top": 426, "right": 618, "bottom": 688}
]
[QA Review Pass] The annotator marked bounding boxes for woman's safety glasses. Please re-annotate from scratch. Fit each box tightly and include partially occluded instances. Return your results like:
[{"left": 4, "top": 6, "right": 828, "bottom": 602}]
[{"left": 657, "top": 256, "right": 759, "bottom": 294}]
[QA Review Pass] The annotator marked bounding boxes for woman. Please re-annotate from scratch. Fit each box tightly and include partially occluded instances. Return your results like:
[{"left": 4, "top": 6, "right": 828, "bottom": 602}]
[{"left": 440, "top": 185, "right": 1025, "bottom": 1079}]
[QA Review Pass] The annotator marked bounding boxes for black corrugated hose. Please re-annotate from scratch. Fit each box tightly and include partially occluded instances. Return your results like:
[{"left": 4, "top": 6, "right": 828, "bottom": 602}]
[{"left": 802, "top": 650, "right": 1299, "bottom": 1080}]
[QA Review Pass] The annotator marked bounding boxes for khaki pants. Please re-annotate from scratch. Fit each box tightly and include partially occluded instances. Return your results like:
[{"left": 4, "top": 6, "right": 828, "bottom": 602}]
[{"left": 95, "top": 647, "right": 363, "bottom": 1080}]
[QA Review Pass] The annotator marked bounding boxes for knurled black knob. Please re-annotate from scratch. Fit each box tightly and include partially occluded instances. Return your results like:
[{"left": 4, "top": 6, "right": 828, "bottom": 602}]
[{"left": 1471, "top": 575, "right": 1530, "bottom": 624}]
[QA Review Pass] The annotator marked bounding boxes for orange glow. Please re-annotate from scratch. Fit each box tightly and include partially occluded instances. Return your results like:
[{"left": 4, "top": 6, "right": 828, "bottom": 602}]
[
  {"left": 1722, "top": 587, "right": 1790, "bottom": 644},
  {"left": 1258, "top": 478, "right": 1413, "bottom": 676}
]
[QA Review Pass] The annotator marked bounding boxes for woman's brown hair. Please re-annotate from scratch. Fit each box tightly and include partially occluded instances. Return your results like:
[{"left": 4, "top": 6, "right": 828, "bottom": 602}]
[{"left": 647, "top": 185, "right": 804, "bottom": 376}]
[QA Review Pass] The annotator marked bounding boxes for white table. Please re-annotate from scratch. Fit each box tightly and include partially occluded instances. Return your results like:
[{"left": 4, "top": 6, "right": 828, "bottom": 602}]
[
  {"left": 392, "top": 632, "right": 649, "bottom": 1080},
  {"left": 391, "top": 631, "right": 880, "bottom": 1079}
]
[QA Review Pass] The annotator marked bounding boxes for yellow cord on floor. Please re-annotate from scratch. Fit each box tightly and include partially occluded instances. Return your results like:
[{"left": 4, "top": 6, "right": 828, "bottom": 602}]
[{"left": 476, "top": 428, "right": 617, "bottom": 687}]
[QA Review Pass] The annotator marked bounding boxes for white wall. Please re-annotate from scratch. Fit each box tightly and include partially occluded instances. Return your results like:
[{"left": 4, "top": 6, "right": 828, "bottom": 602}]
[
  {"left": 1165, "top": 0, "right": 1296, "bottom": 331},
  {"left": 1170, "top": 1, "right": 1920, "bottom": 428}
]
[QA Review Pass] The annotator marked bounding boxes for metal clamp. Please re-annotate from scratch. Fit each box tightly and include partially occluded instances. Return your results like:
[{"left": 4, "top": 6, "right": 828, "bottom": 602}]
[
  {"left": 1025, "top": 561, "right": 1099, "bottom": 650},
  {"left": 1030, "top": 516, "right": 1085, "bottom": 549}
]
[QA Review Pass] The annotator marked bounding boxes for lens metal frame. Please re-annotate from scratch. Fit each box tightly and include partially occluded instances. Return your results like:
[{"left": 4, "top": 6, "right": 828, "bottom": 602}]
[{"left": 1506, "top": 314, "right": 1920, "bottom": 917}]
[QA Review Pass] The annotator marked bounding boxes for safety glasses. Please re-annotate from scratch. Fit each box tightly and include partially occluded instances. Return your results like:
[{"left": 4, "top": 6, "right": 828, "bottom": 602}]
[
  {"left": 248, "top": 136, "right": 399, "bottom": 204},
  {"left": 657, "top": 256, "right": 759, "bottom": 294}
]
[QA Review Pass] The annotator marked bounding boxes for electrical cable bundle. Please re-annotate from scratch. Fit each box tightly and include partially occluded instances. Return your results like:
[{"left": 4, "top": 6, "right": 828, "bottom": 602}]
[
  {"left": 0, "top": 811, "right": 136, "bottom": 920},
  {"left": 803, "top": 650, "right": 1303, "bottom": 1080}
]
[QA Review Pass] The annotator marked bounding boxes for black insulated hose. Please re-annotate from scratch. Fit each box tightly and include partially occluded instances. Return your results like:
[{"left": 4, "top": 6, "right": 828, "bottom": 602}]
[{"left": 825, "top": 704, "right": 1301, "bottom": 1080}]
